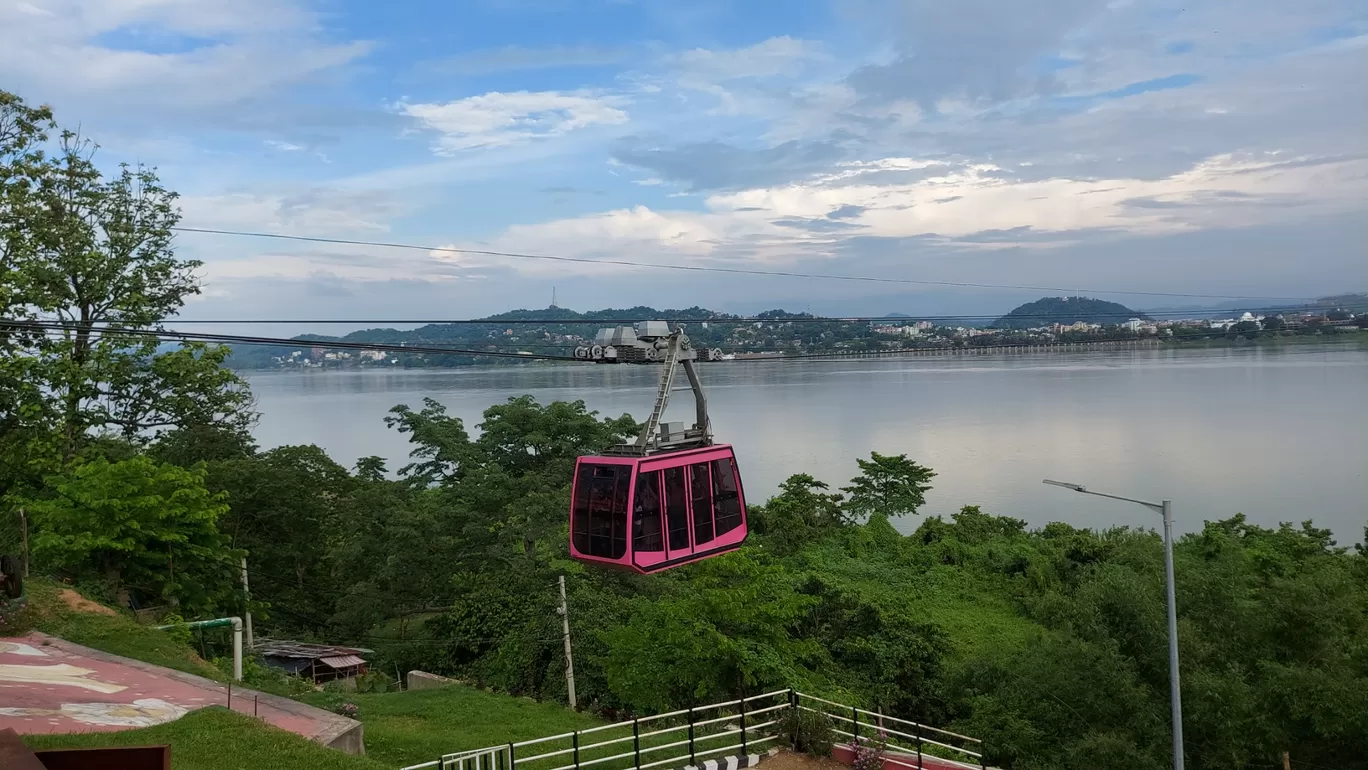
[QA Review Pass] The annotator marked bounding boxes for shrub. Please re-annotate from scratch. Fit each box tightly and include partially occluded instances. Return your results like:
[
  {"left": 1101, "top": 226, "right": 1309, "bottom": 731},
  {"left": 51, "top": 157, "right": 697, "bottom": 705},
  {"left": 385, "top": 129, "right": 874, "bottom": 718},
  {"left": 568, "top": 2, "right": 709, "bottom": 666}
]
[
  {"left": 779, "top": 706, "right": 835, "bottom": 758},
  {"left": 851, "top": 732, "right": 888, "bottom": 770}
]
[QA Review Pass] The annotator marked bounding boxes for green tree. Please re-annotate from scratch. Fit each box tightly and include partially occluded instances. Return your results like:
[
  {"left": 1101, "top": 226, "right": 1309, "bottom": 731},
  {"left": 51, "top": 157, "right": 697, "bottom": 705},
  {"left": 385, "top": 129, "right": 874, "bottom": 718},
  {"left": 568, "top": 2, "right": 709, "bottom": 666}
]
[
  {"left": 749, "top": 474, "right": 847, "bottom": 555},
  {"left": 0, "top": 90, "right": 253, "bottom": 463},
  {"left": 208, "top": 445, "right": 354, "bottom": 632},
  {"left": 21, "top": 456, "right": 240, "bottom": 612},
  {"left": 600, "top": 556, "right": 817, "bottom": 711},
  {"left": 387, "top": 395, "right": 636, "bottom": 561},
  {"left": 841, "top": 452, "right": 936, "bottom": 520}
]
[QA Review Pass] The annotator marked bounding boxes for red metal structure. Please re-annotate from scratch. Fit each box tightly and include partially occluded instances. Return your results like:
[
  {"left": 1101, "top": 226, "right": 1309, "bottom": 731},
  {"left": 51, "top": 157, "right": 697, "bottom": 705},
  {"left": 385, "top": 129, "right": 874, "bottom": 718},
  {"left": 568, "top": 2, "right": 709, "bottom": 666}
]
[{"left": 569, "top": 322, "right": 747, "bottom": 573}]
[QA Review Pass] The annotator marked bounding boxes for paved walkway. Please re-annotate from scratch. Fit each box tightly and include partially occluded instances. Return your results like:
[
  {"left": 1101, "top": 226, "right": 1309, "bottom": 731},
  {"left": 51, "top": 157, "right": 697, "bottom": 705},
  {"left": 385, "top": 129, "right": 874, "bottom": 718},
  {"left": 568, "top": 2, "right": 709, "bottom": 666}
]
[{"left": 0, "top": 632, "right": 362, "bottom": 753}]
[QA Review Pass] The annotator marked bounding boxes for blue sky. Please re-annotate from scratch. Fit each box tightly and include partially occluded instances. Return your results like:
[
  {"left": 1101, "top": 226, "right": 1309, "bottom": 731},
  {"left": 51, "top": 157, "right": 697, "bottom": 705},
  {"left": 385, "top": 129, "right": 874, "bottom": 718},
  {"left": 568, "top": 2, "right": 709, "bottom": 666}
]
[{"left": 1, "top": 0, "right": 1365, "bottom": 323}]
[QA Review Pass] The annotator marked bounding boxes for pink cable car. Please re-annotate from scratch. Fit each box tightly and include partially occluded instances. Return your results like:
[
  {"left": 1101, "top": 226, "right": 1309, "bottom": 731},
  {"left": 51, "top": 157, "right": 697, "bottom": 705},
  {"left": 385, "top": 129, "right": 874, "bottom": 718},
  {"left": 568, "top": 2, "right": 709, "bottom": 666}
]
[{"left": 569, "top": 322, "right": 747, "bottom": 573}]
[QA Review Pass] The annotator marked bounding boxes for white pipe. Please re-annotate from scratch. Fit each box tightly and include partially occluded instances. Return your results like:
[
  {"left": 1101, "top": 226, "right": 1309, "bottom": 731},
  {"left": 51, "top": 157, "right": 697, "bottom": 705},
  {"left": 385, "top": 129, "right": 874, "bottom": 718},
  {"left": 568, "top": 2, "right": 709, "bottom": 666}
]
[
  {"left": 231, "top": 616, "right": 242, "bottom": 682},
  {"left": 155, "top": 616, "right": 243, "bottom": 681}
]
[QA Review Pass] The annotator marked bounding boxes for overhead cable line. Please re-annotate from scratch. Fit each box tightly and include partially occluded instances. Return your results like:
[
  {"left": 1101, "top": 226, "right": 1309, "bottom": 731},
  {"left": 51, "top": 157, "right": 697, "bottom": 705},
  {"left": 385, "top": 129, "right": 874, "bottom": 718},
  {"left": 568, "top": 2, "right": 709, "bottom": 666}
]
[
  {"left": 169, "top": 226, "right": 1321, "bottom": 303},
  {"left": 151, "top": 303, "right": 1368, "bottom": 326},
  {"left": 5, "top": 320, "right": 581, "bottom": 362}
]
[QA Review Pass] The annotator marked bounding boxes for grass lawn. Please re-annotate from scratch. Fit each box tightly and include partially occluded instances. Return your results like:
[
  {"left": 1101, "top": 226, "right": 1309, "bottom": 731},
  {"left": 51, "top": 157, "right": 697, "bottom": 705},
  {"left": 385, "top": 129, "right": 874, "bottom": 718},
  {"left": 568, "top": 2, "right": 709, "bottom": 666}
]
[
  {"left": 16, "top": 579, "right": 225, "bottom": 681},
  {"left": 24, "top": 707, "right": 389, "bottom": 770},
  {"left": 300, "top": 685, "right": 602, "bottom": 768}
]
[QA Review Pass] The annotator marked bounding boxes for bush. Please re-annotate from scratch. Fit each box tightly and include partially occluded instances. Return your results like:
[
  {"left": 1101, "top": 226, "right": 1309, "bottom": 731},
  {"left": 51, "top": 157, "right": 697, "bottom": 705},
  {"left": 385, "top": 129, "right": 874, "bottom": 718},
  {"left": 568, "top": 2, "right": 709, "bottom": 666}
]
[
  {"left": 851, "top": 732, "right": 888, "bottom": 770},
  {"left": 355, "top": 669, "right": 392, "bottom": 693},
  {"left": 159, "top": 614, "right": 194, "bottom": 647},
  {"left": 779, "top": 706, "right": 835, "bottom": 758}
]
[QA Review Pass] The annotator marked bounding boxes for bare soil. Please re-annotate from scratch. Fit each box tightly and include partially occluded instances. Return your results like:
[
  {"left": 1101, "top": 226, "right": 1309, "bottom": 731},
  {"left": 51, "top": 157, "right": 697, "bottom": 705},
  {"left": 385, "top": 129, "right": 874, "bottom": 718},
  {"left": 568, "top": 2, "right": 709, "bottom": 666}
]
[
  {"left": 758, "top": 749, "right": 849, "bottom": 770},
  {"left": 57, "top": 588, "right": 116, "bottom": 616}
]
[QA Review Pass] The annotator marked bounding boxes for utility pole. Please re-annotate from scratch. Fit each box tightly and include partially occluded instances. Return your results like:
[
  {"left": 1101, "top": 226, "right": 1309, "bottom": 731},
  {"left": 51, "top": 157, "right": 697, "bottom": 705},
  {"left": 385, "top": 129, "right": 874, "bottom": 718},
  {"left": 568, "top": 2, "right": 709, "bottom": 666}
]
[
  {"left": 1044, "top": 480, "right": 1185, "bottom": 770},
  {"left": 240, "top": 557, "right": 254, "bottom": 649},
  {"left": 557, "top": 575, "right": 577, "bottom": 709}
]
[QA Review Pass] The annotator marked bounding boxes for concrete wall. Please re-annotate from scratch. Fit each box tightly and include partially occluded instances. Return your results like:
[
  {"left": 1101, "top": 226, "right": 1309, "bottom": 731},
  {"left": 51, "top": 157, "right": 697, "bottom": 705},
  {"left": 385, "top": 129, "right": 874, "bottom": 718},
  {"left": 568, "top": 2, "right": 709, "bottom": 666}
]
[{"left": 407, "top": 670, "right": 458, "bottom": 690}]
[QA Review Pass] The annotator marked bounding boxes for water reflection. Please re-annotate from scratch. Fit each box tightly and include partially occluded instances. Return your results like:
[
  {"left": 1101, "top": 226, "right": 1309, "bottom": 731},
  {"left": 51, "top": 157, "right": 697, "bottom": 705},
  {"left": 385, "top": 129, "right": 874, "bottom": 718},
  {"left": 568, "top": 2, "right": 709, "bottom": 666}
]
[{"left": 244, "top": 344, "right": 1368, "bottom": 542}]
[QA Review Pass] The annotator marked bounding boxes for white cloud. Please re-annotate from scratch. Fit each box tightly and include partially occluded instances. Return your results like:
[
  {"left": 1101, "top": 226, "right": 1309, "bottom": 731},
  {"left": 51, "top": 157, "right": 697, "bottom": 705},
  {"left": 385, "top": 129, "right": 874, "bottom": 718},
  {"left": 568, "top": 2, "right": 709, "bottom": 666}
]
[
  {"left": 178, "top": 187, "right": 408, "bottom": 236},
  {"left": 398, "top": 91, "right": 629, "bottom": 154},
  {"left": 670, "top": 36, "right": 827, "bottom": 81},
  {"left": 464, "top": 150, "right": 1368, "bottom": 275},
  {"left": 0, "top": 0, "right": 370, "bottom": 111}
]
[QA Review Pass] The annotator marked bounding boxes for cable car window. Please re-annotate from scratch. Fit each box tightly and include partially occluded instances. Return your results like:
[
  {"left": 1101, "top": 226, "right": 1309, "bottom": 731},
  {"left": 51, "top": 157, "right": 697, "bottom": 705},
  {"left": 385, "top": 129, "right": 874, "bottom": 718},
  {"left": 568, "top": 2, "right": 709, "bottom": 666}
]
[
  {"left": 663, "top": 466, "right": 690, "bottom": 551},
  {"left": 712, "top": 458, "right": 743, "bottom": 536},
  {"left": 573, "top": 464, "right": 629, "bottom": 559},
  {"left": 633, "top": 470, "right": 664, "bottom": 552},
  {"left": 690, "top": 463, "right": 714, "bottom": 545}
]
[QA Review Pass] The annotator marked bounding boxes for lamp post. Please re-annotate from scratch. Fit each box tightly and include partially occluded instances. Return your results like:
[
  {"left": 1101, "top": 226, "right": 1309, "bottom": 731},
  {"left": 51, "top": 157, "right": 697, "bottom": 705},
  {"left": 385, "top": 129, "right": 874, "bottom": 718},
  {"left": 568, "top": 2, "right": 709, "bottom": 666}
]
[{"left": 1043, "top": 479, "right": 1185, "bottom": 770}]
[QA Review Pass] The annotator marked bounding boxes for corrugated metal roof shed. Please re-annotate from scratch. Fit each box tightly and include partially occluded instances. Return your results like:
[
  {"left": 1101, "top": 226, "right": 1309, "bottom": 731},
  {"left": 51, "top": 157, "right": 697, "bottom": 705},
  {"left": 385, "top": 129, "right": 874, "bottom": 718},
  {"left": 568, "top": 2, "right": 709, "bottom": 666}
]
[
  {"left": 319, "top": 654, "right": 366, "bottom": 668},
  {"left": 254, "top": 639, "right": 372, "bottom": 660}
]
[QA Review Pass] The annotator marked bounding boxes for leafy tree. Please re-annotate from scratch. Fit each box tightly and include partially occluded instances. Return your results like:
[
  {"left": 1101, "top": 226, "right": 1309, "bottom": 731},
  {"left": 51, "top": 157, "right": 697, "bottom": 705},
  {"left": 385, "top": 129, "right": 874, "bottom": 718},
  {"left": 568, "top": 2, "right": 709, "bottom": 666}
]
[
  {"left": 387, "top": 395, "right": 636, "bottom": 560},
  {"left": 841, "top": 451, "right": 936, "bottom": 520},
  {"left": 21, "top": 456, "right": 240, "bottom": 612},
  {"left": 749, "top": 474, "right": 847, "bottom": 555},
  {"left": 600, "top": 556, "right": 817, "bottom": 711},
  {"left": 208, "top": 445, "right": 354, "bottom": 631},
  {"left": 0, "top": 90, "right": 253, "bottom": 463},
  {"left": 1261, "top": 315, "right": 1287, "bottom": 332}
]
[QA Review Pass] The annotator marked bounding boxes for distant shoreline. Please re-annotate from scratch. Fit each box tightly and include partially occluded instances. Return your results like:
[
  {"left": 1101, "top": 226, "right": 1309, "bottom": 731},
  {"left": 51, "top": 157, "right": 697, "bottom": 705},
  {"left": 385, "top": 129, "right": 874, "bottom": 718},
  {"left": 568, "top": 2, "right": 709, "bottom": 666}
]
[{"left": 232, "top": 333, "right": 1368, "bottom": 373}]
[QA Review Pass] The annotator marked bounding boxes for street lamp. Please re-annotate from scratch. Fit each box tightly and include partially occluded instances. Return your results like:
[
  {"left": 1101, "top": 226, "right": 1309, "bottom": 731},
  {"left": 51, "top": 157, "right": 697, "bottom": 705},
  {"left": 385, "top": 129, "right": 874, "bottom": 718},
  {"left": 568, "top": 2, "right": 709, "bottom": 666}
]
[{"left": 1043, "top": 479, "right": 1185, "bottom": 770}]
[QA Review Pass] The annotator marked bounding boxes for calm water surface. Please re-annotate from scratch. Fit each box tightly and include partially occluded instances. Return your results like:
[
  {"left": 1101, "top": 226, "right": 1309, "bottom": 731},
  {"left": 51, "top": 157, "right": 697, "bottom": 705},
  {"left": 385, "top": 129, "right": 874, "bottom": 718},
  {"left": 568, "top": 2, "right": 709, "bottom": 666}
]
[{"left": 244, "top": 344, "right": 1368, "bottom": 542}]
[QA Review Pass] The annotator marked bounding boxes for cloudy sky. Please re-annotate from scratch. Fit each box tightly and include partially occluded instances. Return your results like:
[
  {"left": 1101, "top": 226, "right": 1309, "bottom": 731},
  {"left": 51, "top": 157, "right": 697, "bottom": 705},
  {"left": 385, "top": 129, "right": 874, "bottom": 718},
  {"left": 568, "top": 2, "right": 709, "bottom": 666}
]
[{"left": 3, "top": 0, "right": 1365, "bottom": 325}]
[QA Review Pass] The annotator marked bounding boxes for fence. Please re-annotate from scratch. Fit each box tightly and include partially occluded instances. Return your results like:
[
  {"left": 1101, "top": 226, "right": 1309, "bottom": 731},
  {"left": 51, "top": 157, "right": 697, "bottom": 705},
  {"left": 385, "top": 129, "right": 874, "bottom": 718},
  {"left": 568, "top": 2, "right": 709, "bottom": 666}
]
[
  {"left": 400, "top": 690, "right": 985, "bottom": 770},
  {"left": 796, "top": 693, "right": 984, "bottom": 770}
]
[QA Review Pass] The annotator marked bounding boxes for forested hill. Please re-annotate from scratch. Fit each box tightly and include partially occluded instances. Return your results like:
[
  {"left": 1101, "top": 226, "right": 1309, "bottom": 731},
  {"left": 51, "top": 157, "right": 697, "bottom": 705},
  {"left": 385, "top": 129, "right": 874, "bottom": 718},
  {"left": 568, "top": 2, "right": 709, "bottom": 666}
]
[
  {"left": 991, "top": 296, "right": 1148, "bottom": 330},
  {"left": 223, "top": 307, "right": 867, "bottom": 368}
]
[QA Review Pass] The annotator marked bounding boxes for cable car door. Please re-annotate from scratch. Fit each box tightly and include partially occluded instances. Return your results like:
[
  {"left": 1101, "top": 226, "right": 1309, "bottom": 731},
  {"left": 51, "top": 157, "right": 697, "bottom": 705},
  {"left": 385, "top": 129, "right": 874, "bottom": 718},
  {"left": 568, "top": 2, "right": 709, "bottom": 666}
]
[{"left": 661, "top": 465, "right": 692, "bottom": 563}]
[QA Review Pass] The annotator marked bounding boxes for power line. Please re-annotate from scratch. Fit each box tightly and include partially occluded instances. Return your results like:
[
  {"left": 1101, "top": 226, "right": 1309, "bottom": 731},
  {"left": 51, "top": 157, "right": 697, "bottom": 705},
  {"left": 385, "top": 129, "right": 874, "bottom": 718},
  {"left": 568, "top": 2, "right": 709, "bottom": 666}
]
[
  {"left": 6, "top": 321, "right": 581, "bottom": 362},
  {"left": 169, "top": 226, "right": 1323, "bottom": 303},
  {"left": 148, "top": 303, "right": 1368, "bottom": 326}
]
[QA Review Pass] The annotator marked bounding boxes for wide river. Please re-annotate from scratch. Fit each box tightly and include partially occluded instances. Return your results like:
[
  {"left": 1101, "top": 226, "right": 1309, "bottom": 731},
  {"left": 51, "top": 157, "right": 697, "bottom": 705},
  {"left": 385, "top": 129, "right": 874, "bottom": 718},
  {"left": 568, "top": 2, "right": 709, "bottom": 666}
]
[{"left": 244, "top": 343, "right": 1368, "bottom": 542}]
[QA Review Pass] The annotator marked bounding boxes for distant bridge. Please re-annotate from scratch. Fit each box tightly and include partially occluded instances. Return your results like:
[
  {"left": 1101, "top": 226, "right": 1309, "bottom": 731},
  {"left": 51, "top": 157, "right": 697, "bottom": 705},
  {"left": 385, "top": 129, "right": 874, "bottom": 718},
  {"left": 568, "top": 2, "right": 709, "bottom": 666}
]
[{"left": 735, "top": 337, "right": 1161, "bottom": 361}]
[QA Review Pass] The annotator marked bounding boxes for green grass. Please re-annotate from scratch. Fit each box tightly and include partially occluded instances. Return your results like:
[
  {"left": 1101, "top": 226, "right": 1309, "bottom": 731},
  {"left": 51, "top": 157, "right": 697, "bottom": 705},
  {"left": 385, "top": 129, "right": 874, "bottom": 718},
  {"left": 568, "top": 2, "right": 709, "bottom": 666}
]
[
  {"left": 299, "top": 685, "right": 602, "bottom": 768},
  {"left": 18, "top": 579, "right": 225, "bottom": 681},
  {"left": 24, "top": 707, "right": 388, "bottom": 770}
]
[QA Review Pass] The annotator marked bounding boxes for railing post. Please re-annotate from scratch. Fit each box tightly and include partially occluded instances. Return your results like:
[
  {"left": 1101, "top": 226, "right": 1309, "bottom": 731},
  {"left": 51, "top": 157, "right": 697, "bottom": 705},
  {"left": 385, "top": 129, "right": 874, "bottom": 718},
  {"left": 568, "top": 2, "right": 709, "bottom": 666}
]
[
  {"left": 740, "top": 696, "right": 748, "bottom": 756},
  {"left": 572, "top": 731, "right": 580, "bottom": 770},
  {"left": 508, "top": 742, "right": 516, "bottom": 770},
  {"left": 633, "top": 718, "right": 641, "bottom": 770},
  {"left": 852, "top": 706, "right": 859, "bottom": 741},
  {"left": 688, "top": 707, "right": 697, "bottom": 766},
  {"left": 915, "top": 734, "right": 923, "bottom": 768},
  {"left": 788, "top": 691, "right": 798, "bottom": 751}
]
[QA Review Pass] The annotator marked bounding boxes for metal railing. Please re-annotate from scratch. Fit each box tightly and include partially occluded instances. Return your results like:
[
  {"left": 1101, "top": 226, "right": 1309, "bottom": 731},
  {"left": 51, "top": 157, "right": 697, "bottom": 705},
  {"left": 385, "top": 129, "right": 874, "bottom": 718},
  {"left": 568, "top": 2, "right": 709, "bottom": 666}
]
[
  {"left": 400, "top": 689, "right": 985, "bottom": 770},
  {"left": 795, "top": 693, "right": 985, "bottom": 770}
]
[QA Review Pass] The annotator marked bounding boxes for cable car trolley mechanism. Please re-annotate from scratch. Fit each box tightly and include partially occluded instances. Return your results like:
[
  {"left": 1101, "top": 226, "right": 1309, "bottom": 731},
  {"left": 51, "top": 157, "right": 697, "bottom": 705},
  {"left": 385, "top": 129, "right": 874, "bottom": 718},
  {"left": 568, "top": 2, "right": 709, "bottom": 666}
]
[{"left": 569, "top": 322, "right": 747, "bottom": 573}]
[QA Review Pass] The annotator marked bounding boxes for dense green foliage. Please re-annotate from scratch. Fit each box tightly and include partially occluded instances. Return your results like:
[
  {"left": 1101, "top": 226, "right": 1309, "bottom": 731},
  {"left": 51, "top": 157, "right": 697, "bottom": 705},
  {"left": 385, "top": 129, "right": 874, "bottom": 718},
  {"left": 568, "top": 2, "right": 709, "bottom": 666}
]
[
  {"left": 992, "top": 296, "right": 1148, "bottom": 329},
  {"left": 5, "top": 89, "right": 1368, "bottom": 770}
]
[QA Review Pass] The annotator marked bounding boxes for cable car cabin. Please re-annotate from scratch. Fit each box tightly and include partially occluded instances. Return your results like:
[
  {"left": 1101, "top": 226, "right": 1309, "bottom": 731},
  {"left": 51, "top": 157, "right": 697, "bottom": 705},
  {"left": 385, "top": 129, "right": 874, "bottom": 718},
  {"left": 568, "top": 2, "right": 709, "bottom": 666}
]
[{"left": 570, "top": 445, "right": 748, "bottom": 573}]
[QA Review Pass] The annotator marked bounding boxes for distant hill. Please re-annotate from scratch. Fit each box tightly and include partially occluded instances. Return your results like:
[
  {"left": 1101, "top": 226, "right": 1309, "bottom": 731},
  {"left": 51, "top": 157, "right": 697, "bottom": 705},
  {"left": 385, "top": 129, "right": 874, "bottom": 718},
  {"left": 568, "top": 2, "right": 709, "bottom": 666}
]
[{"left": 992, "top": 296, "right": 1149, "bottom": 330}]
